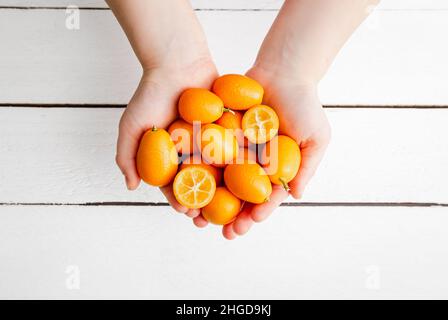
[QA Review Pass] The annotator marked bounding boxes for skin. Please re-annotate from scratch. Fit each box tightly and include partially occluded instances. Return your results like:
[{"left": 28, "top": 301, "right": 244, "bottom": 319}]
[
  {"left": 223, "top": 0, "right": 380, "bottom": 239},
  {"left": 108, "top": 0, "right": 380, "bottom": 239},
  {"left": 107, "top": 0, "right": 217, "bottom": 217}
]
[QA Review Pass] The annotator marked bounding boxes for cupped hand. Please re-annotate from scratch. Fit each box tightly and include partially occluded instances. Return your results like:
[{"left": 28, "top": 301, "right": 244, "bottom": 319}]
[
  {"left": 219, "top": 67, "right": 332, "bottom": 240},
  {"left": 115, "top": 59, "right": 218, "bottom": 216}
]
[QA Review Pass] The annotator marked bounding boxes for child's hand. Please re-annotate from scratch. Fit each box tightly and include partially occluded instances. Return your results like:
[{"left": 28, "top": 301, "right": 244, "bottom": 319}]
[
  {"left": 109, "top": 0, "right": 376, "bottom": 239},
  {"left": 116, "top": 60, "right": 218, "bottom": 216},
  {"left": 212, "top": 0, "right": 378, "bottom": 240},
  {"left": 219, "top": 67, "right": 331, "bottom": 240},
  {"left": 108, "top": 0, "right": 219, "bottom": 217}
]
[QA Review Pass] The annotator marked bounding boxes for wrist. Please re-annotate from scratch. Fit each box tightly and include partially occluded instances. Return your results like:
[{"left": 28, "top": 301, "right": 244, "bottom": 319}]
[
  {"left": 247, "top": 63, "right": 318, "bottom": 92},
  {"left": 251, "top": 58, "right": 320, "bottom": 88},
  {"left": 140, "top": 56, "right": 218, "bottom": 93},
  {"left": 142, "top": 55, "right": 216, "bottom": 78},
  {"left": 140, "top": 36, "right": 213, "bottom": 73}
]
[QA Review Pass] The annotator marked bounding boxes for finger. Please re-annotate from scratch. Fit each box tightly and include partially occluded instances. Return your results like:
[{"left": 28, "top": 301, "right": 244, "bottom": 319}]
[
  {"left": 232, "top": 205, "right": 255, "bottom": 236},
  {"left": 160, "top": 185, "right": 188, "bottom": 214},
  {"left": 186, "top": 209, "right": 201, "bottom": 218},
  {"left": 222, "top": 223, "right": 237, "bottom": 240},
  {"left": 289, "top": 142, "right": 328, "bottom": 199},
  {"left": 116, "top": 112, "right": 143, "bottom": 190},
  {"left": 251, "top": 185, "right": 289, "bottom": 222},
  {"left": 193, "top": 214, "right": 209, "bottom": 228}
]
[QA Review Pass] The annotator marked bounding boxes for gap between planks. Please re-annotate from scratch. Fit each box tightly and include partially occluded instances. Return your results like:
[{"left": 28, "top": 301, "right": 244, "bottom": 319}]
[
  {"left": 0, "top": 6, "right": 277, "bottom": 11},
  {"left": 1, "top": 6, "right": 448, "bottom": 12},
  {"left": 1, "top": 202, "right": 447, "bottom": 207},
  {"left": 1, "top": 104, "right": 448, "bottom": 109}
]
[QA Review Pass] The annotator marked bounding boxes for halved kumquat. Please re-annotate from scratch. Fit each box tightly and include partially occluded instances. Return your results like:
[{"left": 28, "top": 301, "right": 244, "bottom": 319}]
[
  {"left": 180, "top": 154, "right": 223, "bottom": 185},
  {"left": 242, "top": 105, "right": 279, "bottom": 144},
  {"left": 173, "top": 167, "right": 216, "bottom": 209}
]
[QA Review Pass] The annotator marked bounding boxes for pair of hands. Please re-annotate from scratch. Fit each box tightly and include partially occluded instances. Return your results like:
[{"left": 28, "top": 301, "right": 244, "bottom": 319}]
[
  {"left": 108, "top": 0, "right": 380, "bottom": 239},
  {"left": 116, "top": 58, "right": 331, "bottom": 240}
]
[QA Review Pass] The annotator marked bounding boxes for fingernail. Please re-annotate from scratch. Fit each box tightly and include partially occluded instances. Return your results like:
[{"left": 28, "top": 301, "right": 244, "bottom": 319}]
[
  {"left": 292, "top": 189, "right": 303, "bottom": 200},
  {"left": 251, "top": 210, "right": 265, "bottom": 223},
  {"left": 193, "top": 217, "right": 208, "bottom": 228},
  {"left": 186, "top": 209, "right": 200, "bottom": 218},
  {"left": 176, "top": 206, "right": 188, "bottom": 214},
  {"left": 224, "top": 233, "right": 237, "bottom": 240}
]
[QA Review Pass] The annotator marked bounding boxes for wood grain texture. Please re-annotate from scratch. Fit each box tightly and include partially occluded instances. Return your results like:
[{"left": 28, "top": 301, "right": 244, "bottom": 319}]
[
  {"left": 0, "top": 108, "right": 447, "bottom": 204},
  {"left": 2, "top": 0, "right": 448, "bottom": 10},
  {"left": 1, "top": 0, "right": 446, "bottom": 300},
  {"left": 1, "top": 205, "right": 447, "bottom": 299},
  {"left": 0, "top": 10, "right": 448, "bottom": 105}
]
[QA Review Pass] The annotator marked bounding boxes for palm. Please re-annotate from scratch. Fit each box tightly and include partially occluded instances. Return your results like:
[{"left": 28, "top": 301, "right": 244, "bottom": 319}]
[{"left": 120, "top": 73, "right": 180, "bottom": 142}]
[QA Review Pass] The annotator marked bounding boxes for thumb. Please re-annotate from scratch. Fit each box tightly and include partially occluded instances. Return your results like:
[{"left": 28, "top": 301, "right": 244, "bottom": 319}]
[
  {"left": 289, "top": 139, "right": 328, "bottom": 199},
  {"left": 116, "top": 111, "right": 142, "bottom": 190}
]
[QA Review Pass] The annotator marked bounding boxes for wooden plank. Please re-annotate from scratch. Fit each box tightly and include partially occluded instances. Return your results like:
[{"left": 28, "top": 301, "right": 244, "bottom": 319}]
[
  {"left": 0, "top": 108, "right": 447, "bottom": 204},
  {"left": 1, "top": 205, "right": 447, "bottom": 299},
  {"left": 0, "top": 10, "right": 447, "bottom": 105},
  {"left": 2, "top": 0, "right": 448, "bottom": 10}
]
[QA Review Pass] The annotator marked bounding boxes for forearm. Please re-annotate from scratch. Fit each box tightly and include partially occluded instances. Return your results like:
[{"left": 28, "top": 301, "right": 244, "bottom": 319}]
[
  {"left": 254, "top": 0, "right": 380, "bottom": 84},
  {"left": 106, "top": 0, "right": 211, "bottom": 71}
]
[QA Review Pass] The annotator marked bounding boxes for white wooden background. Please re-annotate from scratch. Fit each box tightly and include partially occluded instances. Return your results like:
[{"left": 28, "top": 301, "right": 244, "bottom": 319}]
[{"left": 0, "top": 0, "right": 447, "bottom": 299}]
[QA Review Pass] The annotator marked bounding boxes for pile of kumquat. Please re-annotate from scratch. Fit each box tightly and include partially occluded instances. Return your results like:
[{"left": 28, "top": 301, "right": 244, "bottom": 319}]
[{"left": 136, "top": 74, "right": 301, "bottom": 227}]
